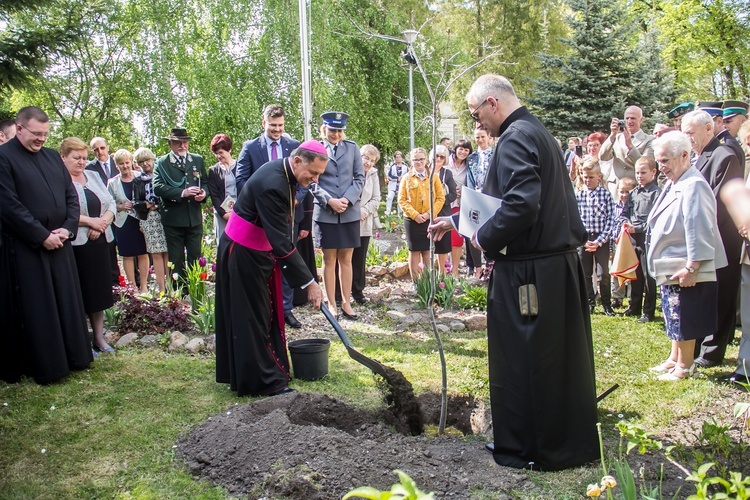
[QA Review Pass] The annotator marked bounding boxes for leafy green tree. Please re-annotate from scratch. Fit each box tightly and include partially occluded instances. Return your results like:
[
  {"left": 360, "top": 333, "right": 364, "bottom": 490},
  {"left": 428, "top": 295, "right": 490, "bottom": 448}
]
[{"left": 528, "top": 0, "right": 645, "bottom": 138}]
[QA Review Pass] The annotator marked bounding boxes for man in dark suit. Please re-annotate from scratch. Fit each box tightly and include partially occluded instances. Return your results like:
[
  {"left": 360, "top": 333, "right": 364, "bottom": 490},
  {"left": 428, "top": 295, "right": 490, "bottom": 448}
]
[
  {"left": 235, "top": 104, "right": 300, "bottom": 193},
  {"left": 235, "top": 105, "right": 306, "bottom": 328},
  {"left": 153, "top": 128, "right": 208, "bottom": 288},
  {"left": 86, "top": 137, "right": 118, "bottom": 185},
  {"left": 682, "top": 109, "right": 743, "bottom": 367},
  {"left": 86, "top": 136, "right": 121, "bottom": 285}
]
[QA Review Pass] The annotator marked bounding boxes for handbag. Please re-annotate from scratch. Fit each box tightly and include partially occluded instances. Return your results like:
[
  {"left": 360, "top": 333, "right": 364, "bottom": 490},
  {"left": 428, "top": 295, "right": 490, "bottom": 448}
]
[
  {"left": 652, "top": 257, "right": 716, "bottom": 285},
  {"left": 610, "top": 230, "right": 639, "bottom": 286}
]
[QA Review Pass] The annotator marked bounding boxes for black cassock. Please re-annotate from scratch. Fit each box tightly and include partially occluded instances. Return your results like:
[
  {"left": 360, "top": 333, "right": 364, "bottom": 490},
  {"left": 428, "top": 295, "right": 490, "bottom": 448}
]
[
  {"left": 472, "top": 107, "right": 599, "bottom": 471},
  {"left": 215, "top": 158, "right": 313, "bottom": 396},
  {"left": 0, "top": 138, "right": 93, "bottom": 384}
]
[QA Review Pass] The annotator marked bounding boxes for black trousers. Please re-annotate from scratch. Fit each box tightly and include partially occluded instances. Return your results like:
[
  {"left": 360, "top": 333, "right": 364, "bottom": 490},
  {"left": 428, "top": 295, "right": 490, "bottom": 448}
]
[
  {"left": 630, "top": 233, "right": 657, "bottom": 316},
  {"left": 579, "top": 240, "right": 611, "bottom": 307},
  {"left": 163, "top": 224, "right": 202, "bottom": 286}
]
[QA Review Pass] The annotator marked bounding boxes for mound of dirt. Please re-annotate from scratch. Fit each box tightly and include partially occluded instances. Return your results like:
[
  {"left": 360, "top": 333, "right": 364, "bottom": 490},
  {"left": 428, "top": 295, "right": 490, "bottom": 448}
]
[{"left": 176, "top": 393, "right": 535, "bottom": 498}]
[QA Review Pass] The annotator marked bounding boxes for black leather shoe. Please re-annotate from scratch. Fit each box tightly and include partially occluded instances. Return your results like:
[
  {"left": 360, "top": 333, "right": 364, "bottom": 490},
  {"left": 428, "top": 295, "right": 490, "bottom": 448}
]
[
  {"left": 270, "top": 387, "right": 297, "bottom": 397},
  {"left": 284, "top": 312, "right": 302, "bottom": 329},
  {"left": 637, "top": 314, "right": 654, "bottom": 323},
  {"left": 602, "top": 305, "right": 615, "bottom": 316},
  {"left": 694, "top": 357, "right": 719, "bottom": 368},
  {"left": 589, "top": 304, "right": 595, "bottom": 314},
  {"left": 341, "top": 310, "right": 359, "bottom": 320},
  {"left": 485, "top": 442, "right": 494, "bottom": 453},
  {"left": 611, "top": 299, "right": 622, "bottom": 308},
  {"left": 621, "top": 308, "right": 640, "bottom": 317},
  {"left": 718, "top": 372, "right": 748, "bottom": 389},
  {"left": 352, "top": 296, "right": 369, "bottom": 304}
]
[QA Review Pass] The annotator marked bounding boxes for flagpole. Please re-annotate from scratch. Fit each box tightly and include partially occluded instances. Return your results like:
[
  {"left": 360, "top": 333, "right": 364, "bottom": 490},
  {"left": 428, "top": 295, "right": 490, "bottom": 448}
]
[{"left": 299, "top": 0, "right": 312, "bottom": 140}]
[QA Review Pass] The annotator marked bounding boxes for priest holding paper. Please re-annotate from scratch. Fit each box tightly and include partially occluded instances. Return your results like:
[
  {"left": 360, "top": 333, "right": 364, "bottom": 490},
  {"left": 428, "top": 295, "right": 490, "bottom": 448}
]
[{"left": 429, "top": 74, "right": 598, "bottom": 471}]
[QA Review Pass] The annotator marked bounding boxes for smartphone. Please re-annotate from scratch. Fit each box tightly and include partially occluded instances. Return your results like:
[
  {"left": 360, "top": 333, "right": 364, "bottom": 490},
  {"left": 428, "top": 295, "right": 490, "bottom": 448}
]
[{"left": 575, "top": 145, "right": 583, "bottom": 157}]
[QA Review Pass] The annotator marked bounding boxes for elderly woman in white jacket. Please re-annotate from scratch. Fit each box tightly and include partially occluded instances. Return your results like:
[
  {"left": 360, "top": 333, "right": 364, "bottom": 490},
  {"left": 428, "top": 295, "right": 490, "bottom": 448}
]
[
  {"left": 60, "top": 137, "right": 117, "bottom": 354},
  {"left": 647, "top": 131, "right": 728, "bottom": 381},
  {"left": 350, "top": 144, "right": 382, "bottom": 304}
]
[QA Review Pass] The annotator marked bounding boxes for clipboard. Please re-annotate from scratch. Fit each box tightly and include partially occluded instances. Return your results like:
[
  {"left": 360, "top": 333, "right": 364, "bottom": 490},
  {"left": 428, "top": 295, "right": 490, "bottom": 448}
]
[{"left": 458, "top": 187, "right": 502, "bottom": 238}]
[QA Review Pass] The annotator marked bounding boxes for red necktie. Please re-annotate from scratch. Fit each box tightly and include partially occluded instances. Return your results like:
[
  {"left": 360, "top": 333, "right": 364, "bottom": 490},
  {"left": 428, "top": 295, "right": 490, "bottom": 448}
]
[{"left": 271, "top": 141, "right": 279, "bottom": 160}]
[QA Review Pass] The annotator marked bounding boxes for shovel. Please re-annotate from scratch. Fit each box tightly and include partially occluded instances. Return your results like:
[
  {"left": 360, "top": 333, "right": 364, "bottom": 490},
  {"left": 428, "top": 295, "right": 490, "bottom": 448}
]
[{"left": 320, "top": 302, "right": 389, "bottom": 378}]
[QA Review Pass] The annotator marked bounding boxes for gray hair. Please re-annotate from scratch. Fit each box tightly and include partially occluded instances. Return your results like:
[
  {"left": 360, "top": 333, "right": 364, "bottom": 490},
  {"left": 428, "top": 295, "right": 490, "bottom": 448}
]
[
  {"left": 90, "top": 136, "right": 108, "bottom": 149},
  {"left": 466, "top": 74, "right": 517, "bottom": 103},
  {"left": 652, "top": 131, "right": 691, "bottom": 159},
  {"left": 429, "top": 144, "right": 449, "bottom": 163},
  {"left": 681, "top": 110, "right": 713, "bottom": 130},
  {"left": 133, "top": 147, "right": 156, "bottom": 164}
]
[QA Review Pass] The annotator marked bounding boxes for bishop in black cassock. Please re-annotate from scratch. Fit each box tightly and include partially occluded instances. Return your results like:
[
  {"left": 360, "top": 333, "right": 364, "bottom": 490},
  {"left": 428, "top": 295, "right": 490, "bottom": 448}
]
[{"left": 214, "top": 142, "right": 325, "bottom": 397}]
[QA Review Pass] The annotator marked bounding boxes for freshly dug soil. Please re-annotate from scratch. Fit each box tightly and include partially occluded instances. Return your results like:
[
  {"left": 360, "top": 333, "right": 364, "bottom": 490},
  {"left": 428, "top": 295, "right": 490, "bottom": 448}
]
[{"left": 176, "top": 392, "right": 535, "bottom": 498}]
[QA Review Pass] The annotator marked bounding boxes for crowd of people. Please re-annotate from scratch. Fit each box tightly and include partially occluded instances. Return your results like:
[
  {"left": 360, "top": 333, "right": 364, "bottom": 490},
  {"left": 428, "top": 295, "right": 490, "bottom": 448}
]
[{"left": 2, "top": 74, "right": 750, "bottom": 472}]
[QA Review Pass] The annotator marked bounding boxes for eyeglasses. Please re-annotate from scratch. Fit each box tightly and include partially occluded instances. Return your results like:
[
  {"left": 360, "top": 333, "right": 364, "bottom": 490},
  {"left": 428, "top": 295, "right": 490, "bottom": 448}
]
[
  {"left": 470, "top": 99, "right": 489, "bottom": 122},
  {"left": 435, "top": 154, "right": 446, "bottom": 159},
  {"left": 412, "top": 158, "right": 426, "bottom": 163},
  {"left": 19, "top": 124, "right": 49, "bottom": 139}
]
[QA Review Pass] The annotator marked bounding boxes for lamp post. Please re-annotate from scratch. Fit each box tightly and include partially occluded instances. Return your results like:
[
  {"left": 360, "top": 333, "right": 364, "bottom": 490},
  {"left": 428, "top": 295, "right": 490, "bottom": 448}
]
[{"left": 402, "top": 30, "right": 418, "bottom": 152}]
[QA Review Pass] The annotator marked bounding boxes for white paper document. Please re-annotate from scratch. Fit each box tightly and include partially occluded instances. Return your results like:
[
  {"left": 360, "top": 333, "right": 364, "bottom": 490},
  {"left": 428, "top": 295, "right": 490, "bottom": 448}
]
[{"left": 458, "top": 187, "right": 503, "bottom": 238}]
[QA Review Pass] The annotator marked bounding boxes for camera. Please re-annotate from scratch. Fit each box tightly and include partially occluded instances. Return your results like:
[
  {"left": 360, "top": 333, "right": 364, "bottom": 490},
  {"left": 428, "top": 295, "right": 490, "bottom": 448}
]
[
  {"left": 618, "top": 119, "right": 625, "bottom": 132},
  {"left": 575, "top": 145, "right": 583, "bottom": 157}
]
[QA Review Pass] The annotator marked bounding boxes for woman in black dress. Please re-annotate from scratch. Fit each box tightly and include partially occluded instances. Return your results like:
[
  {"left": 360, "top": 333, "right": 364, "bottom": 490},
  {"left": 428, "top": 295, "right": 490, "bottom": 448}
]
[
  {"left": 108, "top": 149, "right": 149, "bottom": 292},
  {"left": 61, "top": 137, "right": 116, "bottom": 353},
  {"left": 430, "top": 144, "right": 457, "bottom": 273}
]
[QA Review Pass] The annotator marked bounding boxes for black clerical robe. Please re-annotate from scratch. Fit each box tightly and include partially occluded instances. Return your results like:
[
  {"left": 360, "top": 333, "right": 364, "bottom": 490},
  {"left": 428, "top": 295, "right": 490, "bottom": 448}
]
[
  {"left": 0, "top": 138, "right": 93, "bottom": 384},
  {"left": 477, "top": 107, "right": 599, "bottom": 471},
  {"left": 215, "top": 158, "right": 313, "bottom": 396}
]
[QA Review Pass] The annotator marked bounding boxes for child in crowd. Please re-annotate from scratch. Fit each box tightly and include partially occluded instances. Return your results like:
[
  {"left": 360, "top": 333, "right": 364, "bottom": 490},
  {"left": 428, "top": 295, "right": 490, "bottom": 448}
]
[
  {"left": 622, "top": 156, "right": 662, "bottom": 322},
  {"left": 611, "top": 177, "right": 637, "bottom": 308},
  {"left": 576, "top": 158, "right": 617, "bottom": 315}
]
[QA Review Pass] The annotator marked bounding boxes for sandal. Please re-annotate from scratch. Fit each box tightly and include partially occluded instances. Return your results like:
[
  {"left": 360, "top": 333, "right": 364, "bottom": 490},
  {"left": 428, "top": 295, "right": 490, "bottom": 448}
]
[
  {"left": 649, "top": 359, "right": 677, "bottom": 373},
  {"left": 658, "top": 363, "right": 696, "bottom": 381}
]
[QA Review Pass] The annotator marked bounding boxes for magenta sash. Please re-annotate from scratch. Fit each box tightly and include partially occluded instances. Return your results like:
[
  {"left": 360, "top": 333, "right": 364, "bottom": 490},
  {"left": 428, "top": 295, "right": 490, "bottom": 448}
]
[
  {"left": 225, "top": 211, "right": 286, "bottom": 340},
  {"left": 225, "top": 212, "right": 272, "bottom": 251}
]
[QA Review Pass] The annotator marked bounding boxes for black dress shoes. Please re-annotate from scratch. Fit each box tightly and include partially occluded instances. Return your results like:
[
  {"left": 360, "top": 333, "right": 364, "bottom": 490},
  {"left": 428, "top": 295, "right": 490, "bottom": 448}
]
[
  {"left": 718, "top": 372, "right": 748, "bottom": 389},
  {"left": 694, "top": 357, "right": 719, "bottom": 368},
  {"left": 602, "top": 305, "right": 615, "bottom": 316},
  {"left": 352, "top": 296, "right": 369, "bottom": 304},
  {"left": 621, "top": 308, "right": 640, "bottom": 317},
  {"left": 485, "top": 442, "right": 494, "bottom": 453},
  {"left": 284, "top": 312, "right": 302, "bottom": 329},
  {"left": 637, "top": 314, "right": 655, "bottom": 323}
]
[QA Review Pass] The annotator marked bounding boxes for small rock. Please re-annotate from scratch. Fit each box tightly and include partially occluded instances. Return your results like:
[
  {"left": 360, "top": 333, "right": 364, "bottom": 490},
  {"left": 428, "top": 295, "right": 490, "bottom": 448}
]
[
  {"left": 388, "top": 262, "right": 410, "bottom": 279},
  {"left": 387, "top": 310, "right": 406, "bottom": 320},
  {"left": 139, "top": 335, "right": 158, "bottom": 346},
  {"left": 206, "top": 334, "right": 216, "bottom": 353},
  {"left": 400, "top": 312, "right": 426, "bottom": 325},
  {"left": 366, "top": 276, "right": 379, "bottom": 286},
  {"left": 436, "top": 324, "right": 450, "bottom": 333},
  {"left": 449, "top": 320, "right": 466, "bottom": 331},
  {"left": 115, "top": 332, "right": 139, "bottom": 347},
  {"left": 372, "top": 288, "right": 392, "bottom": 300},
  {"left": 103, "top": 330, "right": 117, "bottom": 343},
  {"left": 168, "top": 331, "right": 188, "bottom": 351},
  {"left": 464, "top": 314, "right": 487, "bottom": 331},
  {"left": 185, "top": 338, "right": 205, "bottom": 354},
  {"left": 368, "top": 265, "right": 388, "bottom": 276}
]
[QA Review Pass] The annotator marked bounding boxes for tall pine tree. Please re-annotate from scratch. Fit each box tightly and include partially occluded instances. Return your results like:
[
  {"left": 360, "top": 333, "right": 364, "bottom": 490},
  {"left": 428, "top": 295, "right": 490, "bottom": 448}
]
[{"left": 527, "top": 0, "right": 641, "bottom": 138}]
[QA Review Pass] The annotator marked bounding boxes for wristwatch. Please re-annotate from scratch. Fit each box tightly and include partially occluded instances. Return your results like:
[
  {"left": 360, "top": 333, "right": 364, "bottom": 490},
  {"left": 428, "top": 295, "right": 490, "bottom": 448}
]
[
  {"left": 68, "top": 230, "right": 75, "bottom": 239},
  {"left": 685, "top": 266, "right": 696, "bottom": 274}
]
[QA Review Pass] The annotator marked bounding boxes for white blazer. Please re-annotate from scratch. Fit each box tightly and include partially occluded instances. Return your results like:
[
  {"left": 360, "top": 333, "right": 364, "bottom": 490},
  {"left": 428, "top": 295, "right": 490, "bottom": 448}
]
[
  {"left": 108, "top": 171, "right": 142, "bottom": 228},
  {"left": 72, "top": 170, "right": 116, "bottom": 245},
  {"left": 647, "top": 166, "right": 727, "bottom": 285}
]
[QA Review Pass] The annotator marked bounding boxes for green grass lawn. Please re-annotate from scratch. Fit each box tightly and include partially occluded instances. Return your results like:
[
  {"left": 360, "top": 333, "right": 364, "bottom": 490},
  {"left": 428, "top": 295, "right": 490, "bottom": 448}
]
[{"left": 0, "top": 311, "right": 744, "bottom": 499}]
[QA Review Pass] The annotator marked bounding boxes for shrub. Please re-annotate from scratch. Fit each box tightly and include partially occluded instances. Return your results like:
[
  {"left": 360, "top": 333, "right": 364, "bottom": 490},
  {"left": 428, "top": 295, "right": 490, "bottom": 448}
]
[
  {"left": 455, "top": 282, "right": 487, "bottom": 310},
  {"left": 108, "top": 287, "right": 195, "bottom": 335}
]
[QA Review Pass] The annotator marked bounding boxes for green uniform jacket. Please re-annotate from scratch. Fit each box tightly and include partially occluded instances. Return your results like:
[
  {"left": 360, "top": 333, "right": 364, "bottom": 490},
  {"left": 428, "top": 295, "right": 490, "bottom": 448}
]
[{"left": 153, "top": 152, "right": 208, "bottom": 227}]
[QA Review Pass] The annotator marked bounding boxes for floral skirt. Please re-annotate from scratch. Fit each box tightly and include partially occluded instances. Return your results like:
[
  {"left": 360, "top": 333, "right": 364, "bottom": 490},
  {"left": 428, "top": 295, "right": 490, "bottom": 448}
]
[
  {"left": 140, "top": 210, "right": 168, "bottom": 254},
  {"left": 660, "top": 282, "right": 718, "bottom": 341}
]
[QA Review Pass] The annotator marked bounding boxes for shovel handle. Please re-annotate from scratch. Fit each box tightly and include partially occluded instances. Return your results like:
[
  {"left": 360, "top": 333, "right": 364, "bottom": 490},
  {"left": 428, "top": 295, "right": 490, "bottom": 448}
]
[{"left": 320, "top": 302, "right": 355, "bottom": 350}]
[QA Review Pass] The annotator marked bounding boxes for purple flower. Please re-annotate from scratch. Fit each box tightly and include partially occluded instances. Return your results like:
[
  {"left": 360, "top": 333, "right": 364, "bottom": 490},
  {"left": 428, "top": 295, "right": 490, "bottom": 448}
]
[
  {"left": 198, "top": 256, "right": 207, "bottom": 267},
  {"left": 211, "top": 263, "right": 217, "bottom": 272},
  {"left": 439, "top": 282, "right": 445, "bottom": 289},
  {"left": 375, "top": 232, "right": 381, "bottom": 239}
]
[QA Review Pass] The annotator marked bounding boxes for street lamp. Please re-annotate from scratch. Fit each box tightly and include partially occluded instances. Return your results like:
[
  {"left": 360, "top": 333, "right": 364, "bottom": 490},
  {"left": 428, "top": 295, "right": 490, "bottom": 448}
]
[{"left": 402, "top": 30, "right": 418, "bottom": 152}]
